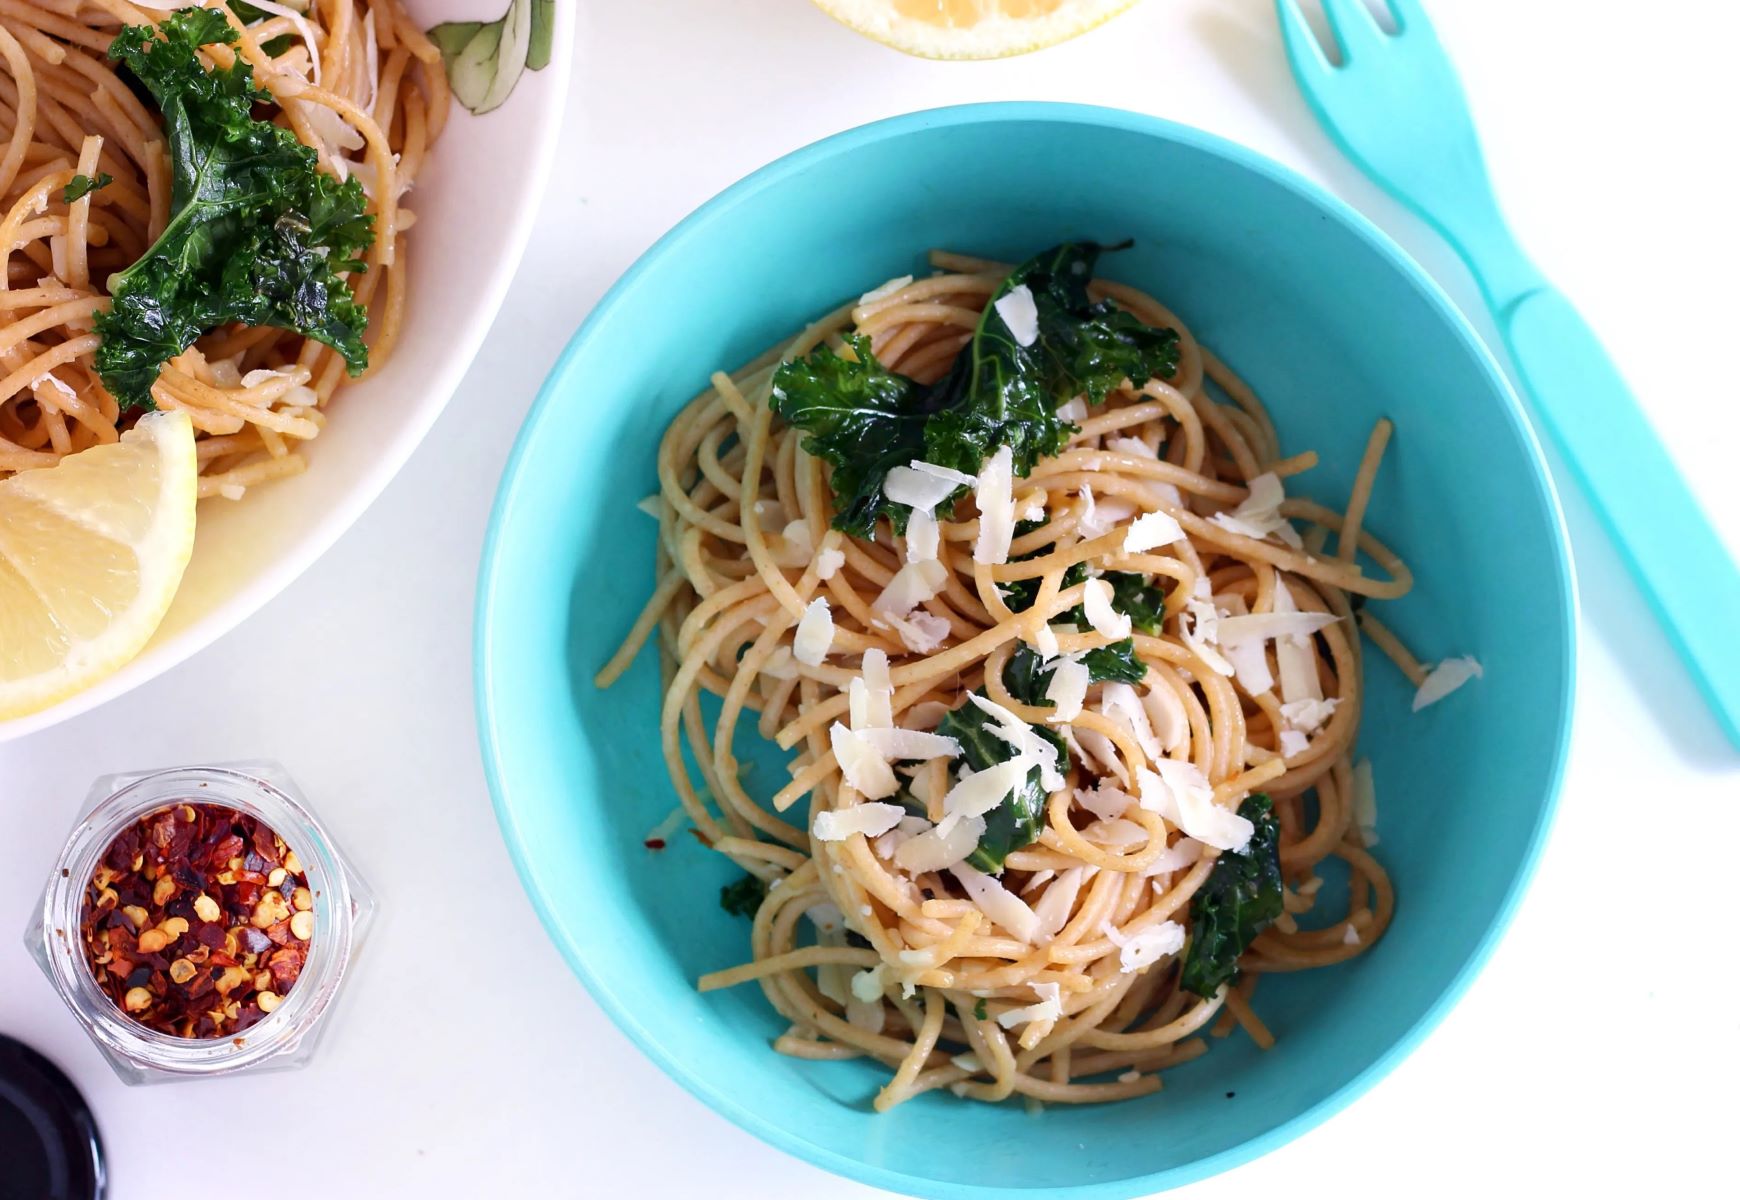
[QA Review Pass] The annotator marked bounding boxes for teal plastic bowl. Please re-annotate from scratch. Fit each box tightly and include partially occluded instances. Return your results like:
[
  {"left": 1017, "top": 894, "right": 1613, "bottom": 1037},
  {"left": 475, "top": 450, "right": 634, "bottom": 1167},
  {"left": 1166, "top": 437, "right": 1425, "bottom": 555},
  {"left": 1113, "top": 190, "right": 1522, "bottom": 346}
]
[{"left": 475, "top": 104, "right": 1575, "bottom": 1198}]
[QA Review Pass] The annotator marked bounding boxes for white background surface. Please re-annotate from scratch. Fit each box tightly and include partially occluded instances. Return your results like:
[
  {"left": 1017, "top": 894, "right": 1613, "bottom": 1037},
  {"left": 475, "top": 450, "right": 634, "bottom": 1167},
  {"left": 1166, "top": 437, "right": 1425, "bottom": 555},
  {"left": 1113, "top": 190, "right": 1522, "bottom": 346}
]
[{"left": 3, "top": 2, "right": 1737, "bottom": 1196}]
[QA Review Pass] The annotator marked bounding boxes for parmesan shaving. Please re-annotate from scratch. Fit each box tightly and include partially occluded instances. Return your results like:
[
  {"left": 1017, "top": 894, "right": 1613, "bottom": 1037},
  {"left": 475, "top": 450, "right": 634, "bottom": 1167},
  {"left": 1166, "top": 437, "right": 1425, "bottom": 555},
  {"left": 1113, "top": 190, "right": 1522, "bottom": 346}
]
[
  {"left": 951, "top": 862, "right": 1040, "bottom": 942},
  {"left": 997, "top": 981, "right": 1062, "bottom": 1030},
  {"left": 886, "top": 466, "right": 961, "bottom": 512},
  {"left": 816, "top": 547, "right": 846, "bottom": 579},
  {"left": 1082, "top": 578, "right": 1132, "bottom": 640},
  {"left": 829, "top": 723, "right": 899, "bottom": 800},
  {"left": 972, "top": 445, "right": 1016, "bottom": 565},
  {"left": 894, "top": 814, "right": 985, "bottom": 873},
  {"left": 813, "top": 801, "right": 905, "bottom": 842},
  {"left": 1140, "top": 684, "right": 1190, "bottom": 754},
  {"left": 1413, "top": 656, "right": 1484, "bottom": 711},
  {"left": 904, "top": 507, "right": 940, "bottom": 563},
  {"left": 792, "top": 597, "right": 834, "bottom": 666},
  {"left": 859, "top": 275, "right": 914, "bottom": 305},
  {"left": 1044, "top": 658, "right": 1090, "bottom": 721},
  {"left": 1137, "top": 760, "right": 1254, "bottom": 852},
  {"left": 1100, "top": 683, "right": 1162, "bottom": 761},
  {"left": 857, "top": 729, "right": 961, "bottom": 762},
  {"left": 874, "top": 558, "right": 948, "bottom": 616},
  {"left": 1073, "top": 781, "right": 1134, "bottom": 822},
  {"left": 1030, "top": 866, "right": 1087, "bottom": 943},
  {"left": 967, "top": 693, "right": 1063, "bottom": 791},
  {"left": 993, "top": 284, "right": 1040, "bottom": 347},
  {"left": 1124, "top": 510, "right": 1184, "bottom": 552},
  {"left": 1101, "top": 919, "right": 1186, "bottom": 973},
  {"left": 1209, "top": 472, "right": 1304, "bottom": 548}
]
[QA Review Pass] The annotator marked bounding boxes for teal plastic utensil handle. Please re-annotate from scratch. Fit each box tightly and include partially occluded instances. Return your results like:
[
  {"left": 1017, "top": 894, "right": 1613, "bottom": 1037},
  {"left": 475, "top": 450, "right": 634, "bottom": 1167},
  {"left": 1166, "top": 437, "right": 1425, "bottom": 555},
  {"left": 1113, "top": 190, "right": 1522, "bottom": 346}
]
[{"left": 1504, "top": 287, "right": 1740, "bottom": 746}]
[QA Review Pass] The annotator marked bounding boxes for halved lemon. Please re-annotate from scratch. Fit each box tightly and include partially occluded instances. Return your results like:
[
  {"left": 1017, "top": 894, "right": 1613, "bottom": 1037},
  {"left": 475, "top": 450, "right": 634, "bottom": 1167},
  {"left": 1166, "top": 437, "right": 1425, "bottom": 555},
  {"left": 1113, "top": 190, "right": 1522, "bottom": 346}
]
[
  {"left": 811, "top": 0, "right": 1142, "bottom": 59},
  {"left": 0, "top": 411, "right": 197, "bottom": 720}
]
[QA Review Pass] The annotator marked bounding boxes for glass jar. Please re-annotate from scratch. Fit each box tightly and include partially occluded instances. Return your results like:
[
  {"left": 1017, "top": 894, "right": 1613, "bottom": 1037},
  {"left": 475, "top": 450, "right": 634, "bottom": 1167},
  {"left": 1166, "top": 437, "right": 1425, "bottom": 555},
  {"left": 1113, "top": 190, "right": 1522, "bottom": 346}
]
[{"left": 23, "top": 761, "right": 375, "bottom": 1085}]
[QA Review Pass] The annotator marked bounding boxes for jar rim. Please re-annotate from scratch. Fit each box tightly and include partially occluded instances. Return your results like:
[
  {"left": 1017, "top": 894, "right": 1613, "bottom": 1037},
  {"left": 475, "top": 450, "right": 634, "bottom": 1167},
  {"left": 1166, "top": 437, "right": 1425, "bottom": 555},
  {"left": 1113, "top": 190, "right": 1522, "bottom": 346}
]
[{"left": 36, "top": 764, "right": 360, "bottom": 1077}]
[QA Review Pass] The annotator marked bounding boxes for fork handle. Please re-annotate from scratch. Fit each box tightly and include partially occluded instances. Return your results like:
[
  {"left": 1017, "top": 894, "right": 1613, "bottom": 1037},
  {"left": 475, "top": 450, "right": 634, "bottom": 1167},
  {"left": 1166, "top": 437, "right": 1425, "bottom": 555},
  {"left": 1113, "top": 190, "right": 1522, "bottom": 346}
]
[{"left": 1503, "top": 287, "right": 1740, "bottom": 747}]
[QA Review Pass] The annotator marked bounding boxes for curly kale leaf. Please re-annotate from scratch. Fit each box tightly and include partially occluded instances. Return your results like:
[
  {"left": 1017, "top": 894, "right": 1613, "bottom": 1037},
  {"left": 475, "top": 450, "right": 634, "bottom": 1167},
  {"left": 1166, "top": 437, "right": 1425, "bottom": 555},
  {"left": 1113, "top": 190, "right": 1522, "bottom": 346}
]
[
  {"left": 96, "top": 9, "right": 374, "bottom": 411},
  {"left": 1180, "top": 795, "right": 1284, "bottom": 998},
  {"left": 769, "top": 243, "right": 1180, "bottom": 538}
]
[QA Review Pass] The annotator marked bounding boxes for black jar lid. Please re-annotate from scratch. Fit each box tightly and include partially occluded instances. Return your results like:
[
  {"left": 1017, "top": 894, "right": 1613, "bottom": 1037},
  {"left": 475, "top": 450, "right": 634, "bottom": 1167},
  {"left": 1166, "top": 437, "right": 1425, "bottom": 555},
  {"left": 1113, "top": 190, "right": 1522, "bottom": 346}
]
[{"left": 0, "top": 1035, "right": 104, "bottom": 1200}]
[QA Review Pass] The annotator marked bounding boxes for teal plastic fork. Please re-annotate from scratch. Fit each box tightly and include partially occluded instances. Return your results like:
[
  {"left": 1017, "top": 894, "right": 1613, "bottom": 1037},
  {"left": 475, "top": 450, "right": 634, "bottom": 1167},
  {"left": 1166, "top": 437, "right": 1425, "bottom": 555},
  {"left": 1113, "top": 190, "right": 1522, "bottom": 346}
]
[{"left": 1277, "top": 0, "right": 1740, "bottom": 749}]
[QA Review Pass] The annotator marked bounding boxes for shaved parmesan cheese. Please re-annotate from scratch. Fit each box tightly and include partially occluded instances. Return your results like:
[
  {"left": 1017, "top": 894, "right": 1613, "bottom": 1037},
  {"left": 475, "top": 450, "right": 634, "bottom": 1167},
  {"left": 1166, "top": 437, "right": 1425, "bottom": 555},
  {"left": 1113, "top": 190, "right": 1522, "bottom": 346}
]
[
  {"left": 886, "top": 466, "right": 961, "bottom": 512},
  {"left": 851, "top": 963, "right": 888, "bottom": 1002},
  {"left": 858, "top": 728, "right": 961, "bottom": 762},
  {"left": 1413, "top": 656, "right": 1484, "bottom": 711},
  {"left": 887, "top": 610, "right": 951, "bottom": 654},
  {"left": 997, "top": 981, "right": 1062, "bottom": 1029},
  {"left": 1124, "top": 510, "right": 1184, "bottom": 552},
  {"left": 1044, "top": 658, "right": 1091, "bottom": 721},
  {"left": 1020, "top": 499, "right": 1048, "bottom": 522},
  {"left": 993, "top": 284, "right": 1040, "bottom": 347},
  {"left": 1102, "top": 919, "right": 1186, "bottom": 973},
  {"left": 942, "top": 755, "right": 1036, "bottom": 825},
  {"left": 1224, "top": 637, "right": 1274, "bottom": 696},
  {"left": 952, "top": 862, "right": 1039, "bottom": 942},
  {"left": 1141, "top": 684, "right": 1190, "bottom": 754},
  {"left": 1215, "top": 612, "right": 1339, "bottom": 646},
  {"left": 1101, "top": 683, "right": 1162, "bottom": 761},
  {"left": 1280, "top": 697, "right": 1338, "bottom": 733},
  {"left": 635, "top": 494, "right": 662, "bottom": 519},
  {"left": 848, "top": 994, "right": 886, "bottom": 1034},
  {"left": 1073, "top": 781, "right": 1135, "bottom": 822},
  {"left": 813, "top": 801, "right": 905, "bottom": 841},
  {"left": 1343, "top": 925, "right": 1362, "bottom": 946},
  {"left": 1082, "top": 818, "right": 1148, "bottom": 847},
  {"left": 860, "top": 275, "right": 914, "bottom": 305},
  {"left": 1057, "top": 396, "right": 1089, "bottom": 422},
  {"left": 806, "top": 902, "right": 846, "bottom": 935},
  {"left": 950, "top": 1052, "right": 982, "bottom": 1072},
  {"left": 848, "top": 650, "right": 893, "bottom": 730},
  {"left": 894, "top": 814, "right": 985, "bottom": 873},
  {"left": 1137, "top": 760, "right": 1254, "bottom": 852},
  {"left": 1033, "top": 621, "right": 1060, "bottom": 659},
  {"left": 874, "top": 558, "right": 948, "bottom": 616},
  {"left": 967, "top": 694, "right": 1064, "bottom": 791},
  {"left": 793, "top": 597, "right": 834, "bottom": 665},
  {"left": 816, "top": 547, "right": 846, "bottom": 579},
  {"left": 904, "top": 507, "right": 940, "bottom": 563},
  {"left": 1030, "top": 866, "right": 1088, "bottom": 943},
  {"left": 761, "top": 646, "right": 797, "bottom": 681},
  {"left": 1210, "top": 472, "right": 1303, "bottom": 548},
  {"left": 1082, "top": 578, "right": 1132, "bottom": 640},
  {"left": 241, "top": 0, "right": 323, "bottom": 86},
  {"left": 1181, "top": 594, "right": 1235, "bottom": 677},
  {"left": 1067, "top": 726, "right": 1128, "bottom": 785},
  {"left": 1141, "top": 837, "right": 1203, "bottom": 877},
  {"left": 829, "top": 723, "right": 899, "bottom": 800},
  {"left": 1278, "top": 729, "right": 1309, "bottom": 758},
  {"left": 779, "top": 518, "right": 815, "bottom": 562},
  {"left": 874, "top": 815, "right": 930, "bottom": 859},
  {"left": 973, "top": 446, "right": 1016, "bottom": 565},
  {"left": 1352, "top": 757, "right": 1377, "bottom": 846},
  {"left": 911, "top": 459, "right": 977, "bottom": 487},
  {"left": 32, "top": 373, "right": 77, "bottom": 401}
]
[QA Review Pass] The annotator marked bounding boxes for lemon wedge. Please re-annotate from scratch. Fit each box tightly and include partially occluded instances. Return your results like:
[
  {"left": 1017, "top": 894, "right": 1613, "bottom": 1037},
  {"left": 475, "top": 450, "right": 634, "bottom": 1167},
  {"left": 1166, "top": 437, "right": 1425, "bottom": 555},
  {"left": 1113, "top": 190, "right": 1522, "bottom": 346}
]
[
  {"left": 0, "top": 411, "right": 198, "bottom": 720},
  {"left": 811, "top": 0, "right": 1141, "bottom": 59}
]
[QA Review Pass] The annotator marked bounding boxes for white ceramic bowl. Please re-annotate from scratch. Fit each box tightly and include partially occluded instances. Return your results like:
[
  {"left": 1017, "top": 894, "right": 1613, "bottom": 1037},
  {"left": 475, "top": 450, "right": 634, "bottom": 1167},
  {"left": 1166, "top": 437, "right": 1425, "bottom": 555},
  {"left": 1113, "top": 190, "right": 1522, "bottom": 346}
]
[{"left": 0, "top": 0, "right": 573, "bottom": 743}]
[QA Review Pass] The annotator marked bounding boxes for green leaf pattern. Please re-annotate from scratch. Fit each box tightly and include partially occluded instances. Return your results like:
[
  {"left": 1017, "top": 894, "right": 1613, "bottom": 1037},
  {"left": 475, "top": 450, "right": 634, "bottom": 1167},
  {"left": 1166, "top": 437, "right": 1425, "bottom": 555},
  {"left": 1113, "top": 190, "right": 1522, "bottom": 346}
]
[{"left": 430, "top": 0, "right": 555, "bottom": 115}]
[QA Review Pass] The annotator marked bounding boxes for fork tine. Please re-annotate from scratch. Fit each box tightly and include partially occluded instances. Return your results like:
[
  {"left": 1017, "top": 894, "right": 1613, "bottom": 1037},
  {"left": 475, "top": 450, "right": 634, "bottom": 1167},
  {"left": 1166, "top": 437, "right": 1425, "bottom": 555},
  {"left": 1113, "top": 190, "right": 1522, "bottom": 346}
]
[
  {"left": 1382, "top": 0, "right": 1432, "bottom": 36},
  {"left": 1273, "top": 0, "right": 1334, "bottom": 71},
  {"left": 1318, "top": 0, "right": 1387, "bottom": 57}
]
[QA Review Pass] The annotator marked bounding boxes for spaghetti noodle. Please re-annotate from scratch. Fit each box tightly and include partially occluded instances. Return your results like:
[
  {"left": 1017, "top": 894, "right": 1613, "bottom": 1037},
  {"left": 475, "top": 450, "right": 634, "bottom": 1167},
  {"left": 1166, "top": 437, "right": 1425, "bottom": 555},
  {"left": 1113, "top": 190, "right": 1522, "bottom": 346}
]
[
  {"left": 601, "top": 249, "right": 1413, "bottom": 1110},
  {"left": 0, "top": 0, "right": 448, "bottom": 499}
]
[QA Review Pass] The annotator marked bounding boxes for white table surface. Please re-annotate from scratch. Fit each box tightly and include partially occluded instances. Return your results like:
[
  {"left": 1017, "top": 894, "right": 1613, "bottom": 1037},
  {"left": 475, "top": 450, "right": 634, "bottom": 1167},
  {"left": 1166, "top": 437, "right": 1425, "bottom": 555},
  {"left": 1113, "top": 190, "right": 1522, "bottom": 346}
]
[{"left": 4, "top": 2, "right": 1738, "bottom": 1196}]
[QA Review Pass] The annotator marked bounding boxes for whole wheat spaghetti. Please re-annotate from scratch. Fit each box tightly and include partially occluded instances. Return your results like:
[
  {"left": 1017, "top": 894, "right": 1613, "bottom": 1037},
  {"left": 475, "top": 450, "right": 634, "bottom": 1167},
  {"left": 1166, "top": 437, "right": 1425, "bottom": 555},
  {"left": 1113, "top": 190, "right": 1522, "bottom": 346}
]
[
  {"left": 0, "top": 0, "right": 448, "bottom": 499},
  {"left": 600, "top": 248, "right": 1416, "bottom": 1111}
]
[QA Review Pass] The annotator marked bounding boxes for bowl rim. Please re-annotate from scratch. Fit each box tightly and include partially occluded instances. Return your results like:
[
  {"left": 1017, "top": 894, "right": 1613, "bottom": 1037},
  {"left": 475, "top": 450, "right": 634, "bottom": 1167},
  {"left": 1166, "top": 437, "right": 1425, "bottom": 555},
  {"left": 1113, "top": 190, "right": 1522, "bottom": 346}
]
[
  {"left": 0, "top": 3, "right": 578, "bottom": 745},
  {"left": 474, "top": 101, "right": 1578, "bottom": 1199}
]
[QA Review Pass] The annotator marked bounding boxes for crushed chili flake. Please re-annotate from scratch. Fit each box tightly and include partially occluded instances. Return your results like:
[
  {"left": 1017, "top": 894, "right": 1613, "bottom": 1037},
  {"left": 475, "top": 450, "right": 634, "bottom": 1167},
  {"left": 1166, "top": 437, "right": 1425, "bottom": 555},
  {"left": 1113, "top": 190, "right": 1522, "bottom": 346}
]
[
  {"left": 643, "top": 838, "right": 667, "bottom": 851},
  {"left": 80, "top": 804, "right": 313, "bottom": 1039}
]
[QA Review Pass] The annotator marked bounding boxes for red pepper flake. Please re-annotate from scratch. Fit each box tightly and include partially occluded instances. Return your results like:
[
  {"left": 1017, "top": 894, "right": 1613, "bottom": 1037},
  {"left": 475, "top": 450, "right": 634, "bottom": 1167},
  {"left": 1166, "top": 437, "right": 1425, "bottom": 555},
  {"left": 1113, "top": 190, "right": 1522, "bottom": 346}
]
[
  {"left": 643, "top": 838, "right": 667, "bottom": 851},
  {"left": 79, "top": 804, "right": 313, "bottom": 1039}
]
